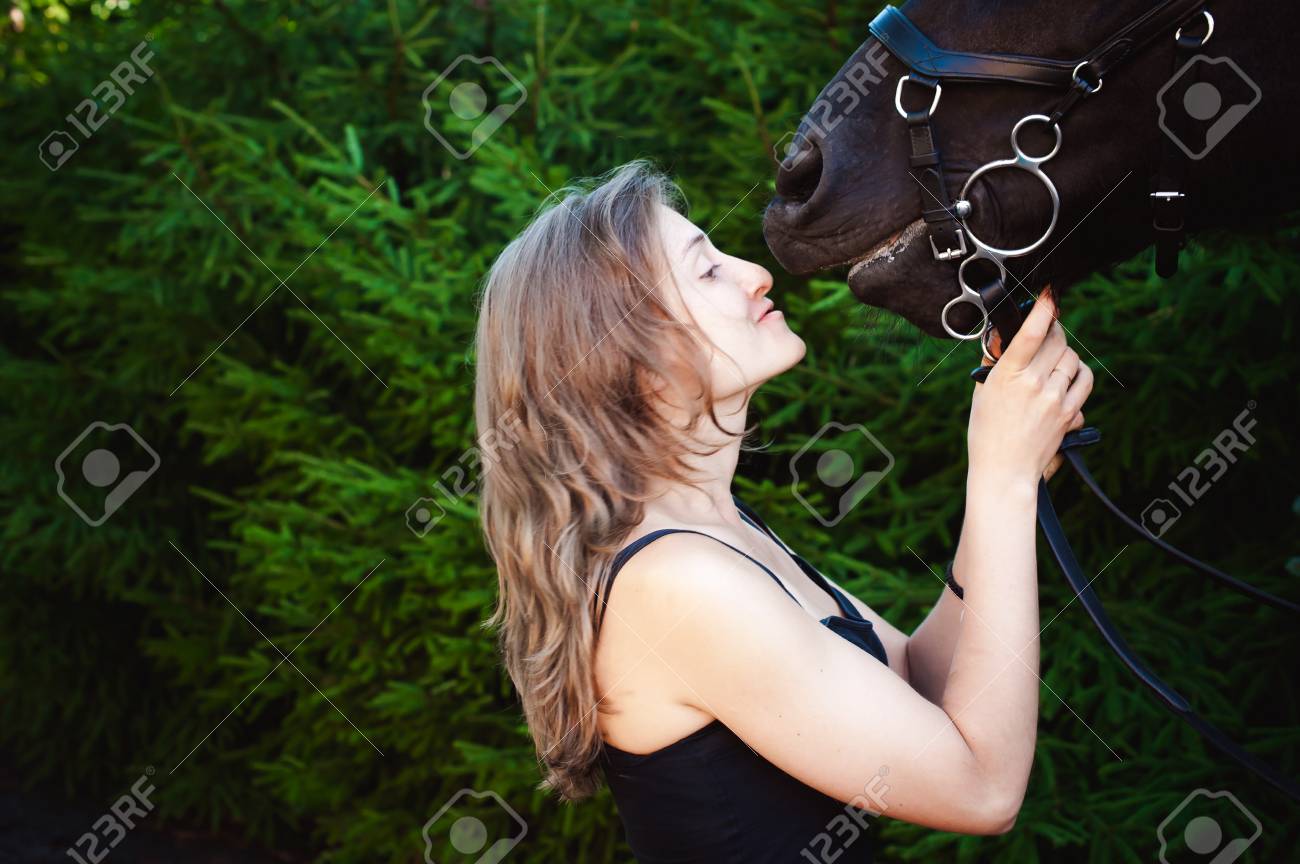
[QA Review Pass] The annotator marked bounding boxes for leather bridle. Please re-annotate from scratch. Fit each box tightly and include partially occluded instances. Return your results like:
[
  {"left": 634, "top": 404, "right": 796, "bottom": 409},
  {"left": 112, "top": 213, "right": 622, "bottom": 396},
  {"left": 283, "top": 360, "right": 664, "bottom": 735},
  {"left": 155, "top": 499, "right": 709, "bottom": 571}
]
[
  {"left": 871, "top": 1, "right": 1211, "bottom": 351},
  {"left": 867, "top": 3, "right": 1300, "bottom": 802}
]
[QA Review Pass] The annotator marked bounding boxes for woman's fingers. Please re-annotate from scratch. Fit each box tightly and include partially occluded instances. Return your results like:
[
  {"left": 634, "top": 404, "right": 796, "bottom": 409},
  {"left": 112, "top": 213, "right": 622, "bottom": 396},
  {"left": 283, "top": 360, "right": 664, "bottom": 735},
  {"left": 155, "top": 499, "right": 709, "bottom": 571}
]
[
  {"left": 1062, "top": 362, "right": 1095, "bottom": 417},
  {"left": 1045, "top": 413, "right": 1086, "bottom": 482},
  {"left": 998, "top": 288, "right": 1057, "bottom": 370},
  {"left": 1046, "top": 347, "right": 1081, "bottom": 396},
  {"left": 1025, "top": 317, "right": 1069, "bottom": 379}
]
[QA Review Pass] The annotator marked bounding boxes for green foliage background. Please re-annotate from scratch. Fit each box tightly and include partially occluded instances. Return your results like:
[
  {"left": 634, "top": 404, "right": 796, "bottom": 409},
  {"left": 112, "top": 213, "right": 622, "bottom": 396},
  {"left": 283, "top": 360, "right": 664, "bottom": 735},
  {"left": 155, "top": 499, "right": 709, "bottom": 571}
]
[{"left": 2, "top": 1, "right": 1297, "bottom": 861}]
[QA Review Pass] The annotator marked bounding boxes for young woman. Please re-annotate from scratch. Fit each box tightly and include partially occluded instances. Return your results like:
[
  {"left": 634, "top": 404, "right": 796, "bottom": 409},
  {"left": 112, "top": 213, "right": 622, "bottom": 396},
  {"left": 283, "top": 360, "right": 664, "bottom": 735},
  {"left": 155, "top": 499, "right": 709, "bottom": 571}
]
[{"left": 473, "top": 160, "right": 1092, "bottom": 862}]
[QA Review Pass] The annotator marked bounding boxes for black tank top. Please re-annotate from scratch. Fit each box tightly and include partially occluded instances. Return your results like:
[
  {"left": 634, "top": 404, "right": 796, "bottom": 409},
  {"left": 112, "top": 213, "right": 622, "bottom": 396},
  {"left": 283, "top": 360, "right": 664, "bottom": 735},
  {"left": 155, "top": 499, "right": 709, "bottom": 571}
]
[{"left": 596, "top": 495, "right": 888, "bottom": 863}]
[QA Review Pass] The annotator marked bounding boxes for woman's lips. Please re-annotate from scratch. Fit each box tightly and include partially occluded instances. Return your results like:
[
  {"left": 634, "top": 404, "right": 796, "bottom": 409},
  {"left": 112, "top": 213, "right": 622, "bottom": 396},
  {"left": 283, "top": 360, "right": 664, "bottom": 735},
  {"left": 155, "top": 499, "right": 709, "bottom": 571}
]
[{"left": 759, "top": 309, "right": 783, "bottom": 323}]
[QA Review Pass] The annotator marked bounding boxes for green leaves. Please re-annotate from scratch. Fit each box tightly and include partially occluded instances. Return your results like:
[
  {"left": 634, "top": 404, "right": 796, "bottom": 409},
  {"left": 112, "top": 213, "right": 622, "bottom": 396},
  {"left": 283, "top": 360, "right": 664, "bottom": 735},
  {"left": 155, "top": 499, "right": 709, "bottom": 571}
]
[{"left": 2, "top": 1, "right": 1298, "bottom": 862}]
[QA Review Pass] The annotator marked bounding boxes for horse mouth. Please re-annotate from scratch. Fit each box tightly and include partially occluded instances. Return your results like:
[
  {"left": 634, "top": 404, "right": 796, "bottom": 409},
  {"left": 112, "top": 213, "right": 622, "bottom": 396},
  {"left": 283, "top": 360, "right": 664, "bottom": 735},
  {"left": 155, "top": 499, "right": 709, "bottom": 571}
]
[
  {"left": 838, "top": 216, "right": 979, "bottom": 337},
  {"left": 763, "top": 198, "right": 974, "bottom": 338},
  {"left": 845, "top": 218, "right": 926, "bottom": 285}
]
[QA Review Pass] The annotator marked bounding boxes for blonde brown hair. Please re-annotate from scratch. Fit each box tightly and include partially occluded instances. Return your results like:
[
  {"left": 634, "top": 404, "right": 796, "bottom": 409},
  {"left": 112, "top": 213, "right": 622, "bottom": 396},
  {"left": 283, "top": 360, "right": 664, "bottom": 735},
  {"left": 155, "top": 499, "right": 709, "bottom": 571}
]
[{"left": 473, "top": 159, "right": 754, "bottom": 800}]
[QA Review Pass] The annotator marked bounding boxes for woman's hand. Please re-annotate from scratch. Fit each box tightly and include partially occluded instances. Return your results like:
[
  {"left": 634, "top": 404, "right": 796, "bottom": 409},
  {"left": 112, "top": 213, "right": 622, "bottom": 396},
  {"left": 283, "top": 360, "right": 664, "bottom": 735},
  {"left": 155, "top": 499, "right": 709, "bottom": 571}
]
[{"left": 967, "top": 289, "right": 1093, "bottom": 486}]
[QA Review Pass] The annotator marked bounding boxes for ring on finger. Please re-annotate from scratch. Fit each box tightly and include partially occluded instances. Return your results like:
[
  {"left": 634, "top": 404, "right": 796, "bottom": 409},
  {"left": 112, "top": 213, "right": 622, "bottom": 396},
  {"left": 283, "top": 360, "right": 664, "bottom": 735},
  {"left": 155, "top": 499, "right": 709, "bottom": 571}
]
[{"left": 1050, "top": 364, "right": 1075, "bottom": 383}]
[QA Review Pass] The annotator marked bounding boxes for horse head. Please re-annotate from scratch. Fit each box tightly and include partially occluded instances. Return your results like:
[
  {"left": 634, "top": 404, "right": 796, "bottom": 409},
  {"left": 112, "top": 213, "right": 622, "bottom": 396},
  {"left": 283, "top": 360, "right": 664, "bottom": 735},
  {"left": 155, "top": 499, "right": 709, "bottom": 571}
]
[{"left": 762, "top": 0, "right": 1298, "bottom": 338}]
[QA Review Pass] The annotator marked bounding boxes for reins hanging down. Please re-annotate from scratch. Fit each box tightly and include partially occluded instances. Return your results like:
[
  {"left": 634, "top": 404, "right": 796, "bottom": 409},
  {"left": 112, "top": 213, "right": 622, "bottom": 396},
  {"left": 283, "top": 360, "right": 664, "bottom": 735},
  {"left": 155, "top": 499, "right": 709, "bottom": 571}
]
[{"left": 867, "top": 3, "right": 1300, "bottom": 802}]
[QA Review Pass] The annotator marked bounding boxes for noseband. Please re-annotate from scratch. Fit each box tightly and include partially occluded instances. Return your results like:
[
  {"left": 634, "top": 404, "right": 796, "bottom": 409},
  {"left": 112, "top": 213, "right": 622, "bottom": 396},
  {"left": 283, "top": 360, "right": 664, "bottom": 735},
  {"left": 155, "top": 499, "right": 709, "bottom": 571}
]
[{"left": 868, "top": 3, "right": 1300, "bottom": 803}]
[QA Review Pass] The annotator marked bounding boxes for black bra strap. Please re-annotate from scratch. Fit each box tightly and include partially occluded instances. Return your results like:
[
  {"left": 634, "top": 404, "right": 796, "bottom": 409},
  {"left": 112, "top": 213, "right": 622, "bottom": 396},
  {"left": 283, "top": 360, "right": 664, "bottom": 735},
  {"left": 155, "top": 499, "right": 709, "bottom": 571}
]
[
  {"left": 733, "top": 495, "right": 794, "bottom": 554},
  {"left": 734, "top": 495, "right": 863, "bottom": 621}
]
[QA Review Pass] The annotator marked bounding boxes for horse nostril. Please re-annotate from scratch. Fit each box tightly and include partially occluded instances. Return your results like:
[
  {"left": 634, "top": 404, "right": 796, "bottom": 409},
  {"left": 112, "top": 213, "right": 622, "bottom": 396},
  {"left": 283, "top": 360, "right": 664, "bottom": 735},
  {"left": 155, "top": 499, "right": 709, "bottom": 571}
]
[{"left": 775, "top": 136, "right": 824, "bottom": 204}]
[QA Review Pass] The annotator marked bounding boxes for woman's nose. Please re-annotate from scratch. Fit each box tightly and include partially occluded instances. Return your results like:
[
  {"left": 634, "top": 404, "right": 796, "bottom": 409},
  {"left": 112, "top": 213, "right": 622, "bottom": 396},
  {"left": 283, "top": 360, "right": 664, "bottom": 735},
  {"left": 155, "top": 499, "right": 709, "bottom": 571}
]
[{"left": 746, "top": 261, "right": 773, "bottom": 297}]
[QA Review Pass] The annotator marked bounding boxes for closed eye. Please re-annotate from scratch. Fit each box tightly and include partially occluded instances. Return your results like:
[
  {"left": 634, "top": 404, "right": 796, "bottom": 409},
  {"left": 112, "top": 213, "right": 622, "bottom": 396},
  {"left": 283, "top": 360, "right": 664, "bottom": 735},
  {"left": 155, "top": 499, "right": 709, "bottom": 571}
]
[{"left": 700, "top": 263, "right": 721, "bottom": 280}]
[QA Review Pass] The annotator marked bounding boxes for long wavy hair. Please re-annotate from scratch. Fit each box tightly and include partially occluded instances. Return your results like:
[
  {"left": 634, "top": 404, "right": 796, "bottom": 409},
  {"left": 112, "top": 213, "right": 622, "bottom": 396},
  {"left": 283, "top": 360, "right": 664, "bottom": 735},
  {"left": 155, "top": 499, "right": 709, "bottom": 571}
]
[{"left": 473, "top": 160, "right": 755, "bottom": 800}]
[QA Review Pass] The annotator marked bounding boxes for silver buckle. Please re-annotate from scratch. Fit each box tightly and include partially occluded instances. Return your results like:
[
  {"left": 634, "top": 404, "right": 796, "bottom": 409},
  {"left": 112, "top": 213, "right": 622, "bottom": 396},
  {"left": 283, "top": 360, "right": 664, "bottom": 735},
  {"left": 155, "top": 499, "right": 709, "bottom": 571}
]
[
  {"left": 1071, "top": 61, "right": 1103, "bottom": 95},
  {"left": 930, "top": 228, "right": 967, "bottom": 261},
  {"left": 1176, "top": 10, "right": 1214, "bottom": 45},
  {"left": 895, "top": 75, "right": 942, "bottom": 120}
]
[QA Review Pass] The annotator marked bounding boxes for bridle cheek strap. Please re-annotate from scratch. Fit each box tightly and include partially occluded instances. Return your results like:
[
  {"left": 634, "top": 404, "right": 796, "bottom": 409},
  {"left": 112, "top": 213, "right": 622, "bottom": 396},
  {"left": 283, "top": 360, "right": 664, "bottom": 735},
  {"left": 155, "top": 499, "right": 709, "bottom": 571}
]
[
  {"left": 869, "top": 0, "right": 1215, "bottom": 292},
  {"left": 1152, "top": 19, "right": 1214, "bottom": 276},
  {"left": 901, "top": 74, "right": 968, "bottom": 261}
]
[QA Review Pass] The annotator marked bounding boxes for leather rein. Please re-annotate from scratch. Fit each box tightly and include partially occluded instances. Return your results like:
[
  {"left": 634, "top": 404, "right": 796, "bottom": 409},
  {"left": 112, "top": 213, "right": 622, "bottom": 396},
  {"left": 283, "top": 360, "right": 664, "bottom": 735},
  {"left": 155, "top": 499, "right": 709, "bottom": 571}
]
[{"left": 867, "top": 3, "right": 1300, "bottom": 802}]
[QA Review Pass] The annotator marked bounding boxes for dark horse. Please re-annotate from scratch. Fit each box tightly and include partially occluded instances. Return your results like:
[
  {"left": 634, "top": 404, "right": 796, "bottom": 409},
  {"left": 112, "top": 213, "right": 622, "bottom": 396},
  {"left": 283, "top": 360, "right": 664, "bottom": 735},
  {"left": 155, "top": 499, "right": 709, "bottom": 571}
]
[
  {"left": 762, "top": 0, "right": 1300, "bottom": 337},
  {"left": 762, "top": 0, "right": 1300, "bottom": 802}
]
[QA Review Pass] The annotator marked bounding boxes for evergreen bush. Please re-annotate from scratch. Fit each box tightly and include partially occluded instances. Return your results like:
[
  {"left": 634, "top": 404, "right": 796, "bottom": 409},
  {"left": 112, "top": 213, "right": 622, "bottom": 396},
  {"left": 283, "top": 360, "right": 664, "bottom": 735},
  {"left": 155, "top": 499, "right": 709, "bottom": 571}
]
[{"left": 2, "top": 1, "right": 1296, "bottom": 861}]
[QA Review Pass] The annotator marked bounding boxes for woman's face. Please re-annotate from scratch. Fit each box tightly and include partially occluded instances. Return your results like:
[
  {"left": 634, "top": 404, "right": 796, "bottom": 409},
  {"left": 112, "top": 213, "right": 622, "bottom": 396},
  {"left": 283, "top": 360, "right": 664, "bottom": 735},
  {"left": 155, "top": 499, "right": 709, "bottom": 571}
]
[{"left": 655, "top": 205, "right": 807, "bottom": 402}]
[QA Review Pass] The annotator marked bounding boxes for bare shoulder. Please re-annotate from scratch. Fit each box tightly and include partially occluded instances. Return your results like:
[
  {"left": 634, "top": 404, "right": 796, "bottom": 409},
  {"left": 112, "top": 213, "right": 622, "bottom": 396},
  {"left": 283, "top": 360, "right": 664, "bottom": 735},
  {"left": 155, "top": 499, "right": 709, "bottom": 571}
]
[
  {"left": 601, "top": 528, "right": 844, "bottom": 686},
  {"left": 604, "top": 529, "right": 791, "bottom": 626},
  {"left": 597, "top": 528, "right": 1016, "bottom": 834},
  {"left": 595, "top": 529, "right": 806, "bottom": 749}
]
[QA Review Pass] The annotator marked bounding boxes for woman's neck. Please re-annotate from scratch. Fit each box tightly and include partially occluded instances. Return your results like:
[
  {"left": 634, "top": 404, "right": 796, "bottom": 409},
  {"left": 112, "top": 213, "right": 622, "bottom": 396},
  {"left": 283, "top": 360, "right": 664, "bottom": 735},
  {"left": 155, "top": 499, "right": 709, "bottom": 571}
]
[{"left": 640, "top": 390, "right": 750, "bottom": 528}]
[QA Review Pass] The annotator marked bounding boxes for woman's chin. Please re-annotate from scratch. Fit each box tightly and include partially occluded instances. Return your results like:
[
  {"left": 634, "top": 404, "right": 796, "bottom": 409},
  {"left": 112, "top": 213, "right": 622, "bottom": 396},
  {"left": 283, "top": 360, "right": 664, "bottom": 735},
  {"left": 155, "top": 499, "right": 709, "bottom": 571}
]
[
  {"left": 786, "top": 329, "right": 808, "bottom": 363},
  {"left": 769, "top": 337, "right": 808, "bottom": 379}
]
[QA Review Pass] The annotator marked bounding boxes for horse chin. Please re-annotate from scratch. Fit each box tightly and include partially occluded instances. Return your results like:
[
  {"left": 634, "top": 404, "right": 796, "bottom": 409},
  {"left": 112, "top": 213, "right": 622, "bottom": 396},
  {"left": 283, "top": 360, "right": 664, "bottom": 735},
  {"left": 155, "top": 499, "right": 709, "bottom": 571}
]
[{"left": 843, "top": 218, "right": 984, "bottom": 338}]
